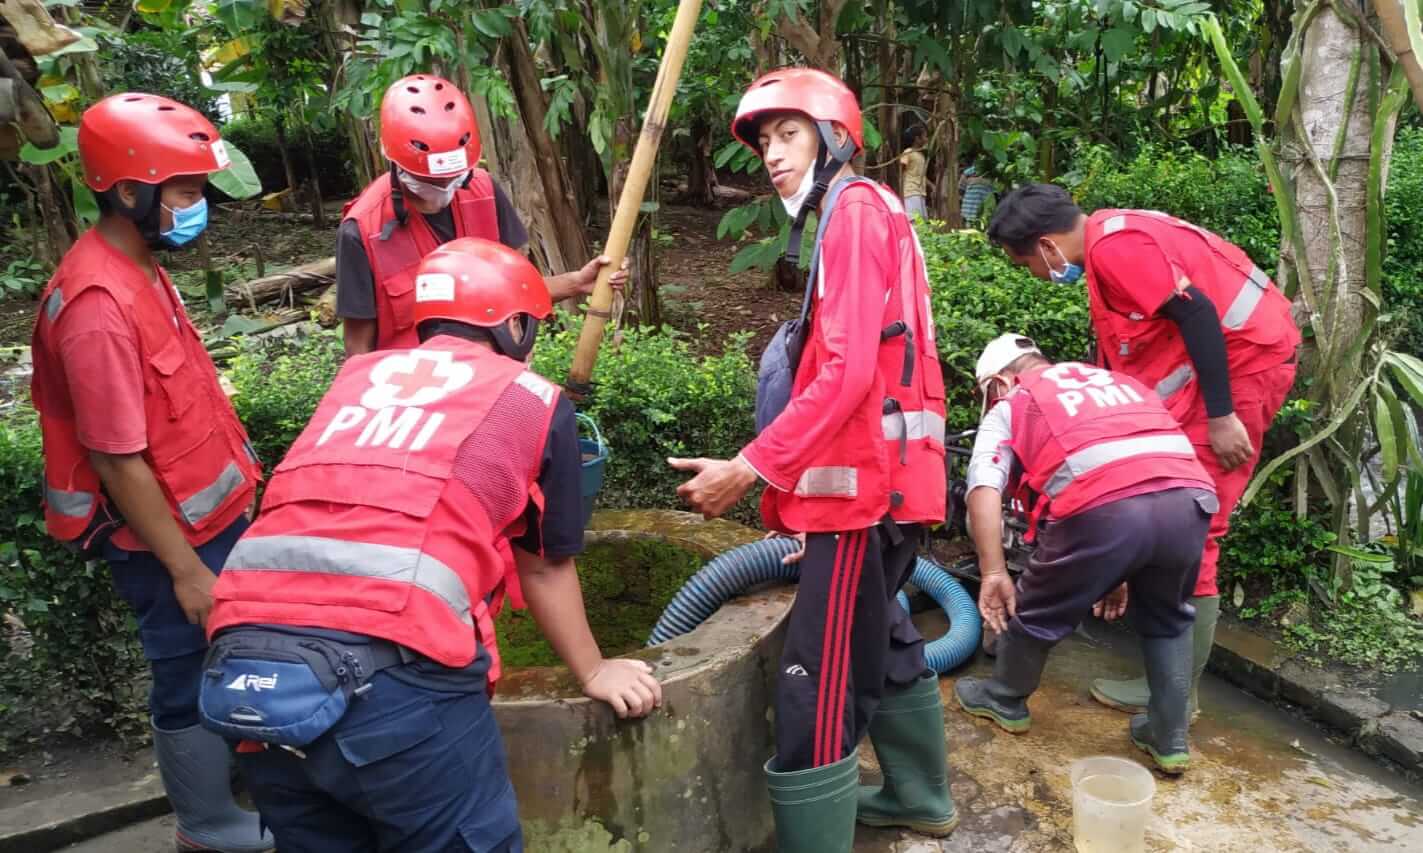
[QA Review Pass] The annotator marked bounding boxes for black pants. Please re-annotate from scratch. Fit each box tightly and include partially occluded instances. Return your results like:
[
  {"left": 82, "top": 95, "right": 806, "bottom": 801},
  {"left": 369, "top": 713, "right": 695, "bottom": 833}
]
[
  {"left": 774, "top": 524, "right": 926, "bottom": 772},
  {"left": 1011, "top": 488, "right": 1213, "bottom": 645}
]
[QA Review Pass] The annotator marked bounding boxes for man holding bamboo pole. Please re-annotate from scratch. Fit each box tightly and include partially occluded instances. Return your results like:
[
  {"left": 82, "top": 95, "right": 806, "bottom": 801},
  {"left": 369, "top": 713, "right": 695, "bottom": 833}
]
[
  {"left": 337, "top": 74, "right": 624, "bottom": 357},
  {"left": 671, "top": 69, "right": 955, "bottom": 851}
]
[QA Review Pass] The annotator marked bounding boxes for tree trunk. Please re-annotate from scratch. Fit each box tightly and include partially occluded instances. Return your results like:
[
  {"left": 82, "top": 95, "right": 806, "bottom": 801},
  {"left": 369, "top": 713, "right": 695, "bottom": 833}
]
[
  {"left": 1281, "top": 6, "right": 1380, "bottom": 403},
  {"left": 303, "top": 128, "right": 326, "bottom": 229},
  {"left": 684, "top": 116, "right": 719, "bottom": 205},
  {"left": 319, "top": 0, "right": 383, "bottom": 189},
  {"left": 273, "top": 114, "right": 300, "bottom": 206},
  {"left": 225, "top": 257, "right": 336, "bottom": 311},
  {"left": 591, "top": 0, "right": 657, "bottom": 328},
  {"left": 930, "top": 86, "right": 961, "bottom": 227},
  {"left": 504, "top": 18, "right": 592, "bottom": 267},
  {"left": 877, "top": 20, "right": 900, "bottom": 190},
  {"left": 30, "top": 163, "right": 72, "bottom": 257}
]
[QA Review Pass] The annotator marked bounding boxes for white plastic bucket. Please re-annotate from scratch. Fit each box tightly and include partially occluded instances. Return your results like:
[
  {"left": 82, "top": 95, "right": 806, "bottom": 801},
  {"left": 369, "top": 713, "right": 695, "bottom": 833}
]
[{"left": 1070, "top": 755, "right": 1156, "bottom": 853}]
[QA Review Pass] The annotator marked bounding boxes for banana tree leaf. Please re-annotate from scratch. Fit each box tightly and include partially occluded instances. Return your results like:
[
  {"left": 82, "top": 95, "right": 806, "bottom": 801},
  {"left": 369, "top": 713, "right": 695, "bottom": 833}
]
[{"left": 208, "top": 142, "right": 261, "bottom": 200}]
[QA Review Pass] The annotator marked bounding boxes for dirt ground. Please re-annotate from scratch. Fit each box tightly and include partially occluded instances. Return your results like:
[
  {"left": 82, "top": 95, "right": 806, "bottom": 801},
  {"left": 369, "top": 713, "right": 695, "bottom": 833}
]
[{"left": 0, "top": 198, "right": 793, "bottom": 353}]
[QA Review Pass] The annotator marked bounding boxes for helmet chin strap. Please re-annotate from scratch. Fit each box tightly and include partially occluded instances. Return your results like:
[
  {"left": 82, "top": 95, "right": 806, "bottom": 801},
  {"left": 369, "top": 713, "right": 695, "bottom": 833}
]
[{"left": 783, "top": 119, "right": 857, "bottom": 270}]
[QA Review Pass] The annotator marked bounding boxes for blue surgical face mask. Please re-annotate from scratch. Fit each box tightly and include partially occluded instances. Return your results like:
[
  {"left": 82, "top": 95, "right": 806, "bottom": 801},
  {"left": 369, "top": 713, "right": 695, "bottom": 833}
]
[
  {"left": 1040, "top": 240, "right": 1082, "bottom": 285},
  {"left": 159, "top": 198, "right": 209, "bottom": 248}
]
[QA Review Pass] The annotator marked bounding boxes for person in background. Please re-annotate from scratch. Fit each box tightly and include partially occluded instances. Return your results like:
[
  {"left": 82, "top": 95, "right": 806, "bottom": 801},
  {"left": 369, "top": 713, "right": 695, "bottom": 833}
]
[
  {"left": 671, "top": 69, "right": 953, "bottom": 852},
  {"left": 899, "top": 124, "right": 930, "bottom": 219},
  {"left": 337, "top": 73, "right": 624, "bottom": 357},
  {"left": 955, "top": 334, "right": 1216, "bottom": 774},
  {"left": 29, "top": 93, "right": 271, "bottom": 853},
  {"left": 201, "top": 238, "right": 661, "bottom": 852},
  {"left": 959, "top": 164, "right": 996, "bottom": 227},
  {"left": 986, "top": 183, "right": 1299, "bottom": 725}
]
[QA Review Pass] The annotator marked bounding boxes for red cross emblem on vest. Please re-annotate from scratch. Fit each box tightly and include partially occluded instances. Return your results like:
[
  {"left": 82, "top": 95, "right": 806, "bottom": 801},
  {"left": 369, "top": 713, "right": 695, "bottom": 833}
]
[
  {"left": 361, "top": 351, "right": 475, "bottom": 409},
  {"left": 1042, "top": 363, "right": 1114, "bottom": 391}
]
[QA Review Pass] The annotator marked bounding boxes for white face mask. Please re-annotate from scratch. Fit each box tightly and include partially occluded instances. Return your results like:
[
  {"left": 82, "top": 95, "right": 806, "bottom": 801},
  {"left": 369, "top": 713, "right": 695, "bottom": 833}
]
[
  {"left": 780, "top": 165, "right": 818, "bottom": 219},
  {"left": 398, "top": 168, "right": 468, "bottom": 209}
]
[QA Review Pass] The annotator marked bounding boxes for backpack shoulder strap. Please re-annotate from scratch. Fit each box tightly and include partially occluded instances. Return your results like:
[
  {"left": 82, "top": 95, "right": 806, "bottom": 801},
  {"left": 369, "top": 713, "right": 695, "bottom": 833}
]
[{"left": 798, "top": 176, "right": 875, "bottom": 324}]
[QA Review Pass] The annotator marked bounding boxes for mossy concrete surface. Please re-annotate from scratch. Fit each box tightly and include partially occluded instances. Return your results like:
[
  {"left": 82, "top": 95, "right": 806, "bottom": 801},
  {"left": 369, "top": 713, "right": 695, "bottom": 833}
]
[{"left": 493, "top": 510, "right": 791, "bottom": 853}]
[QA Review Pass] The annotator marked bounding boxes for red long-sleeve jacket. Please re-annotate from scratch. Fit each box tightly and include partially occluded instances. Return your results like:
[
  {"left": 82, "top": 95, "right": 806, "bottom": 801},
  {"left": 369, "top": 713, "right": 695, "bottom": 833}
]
[{"left": 741, "top": 181, "right": 946, "bottom": 534}]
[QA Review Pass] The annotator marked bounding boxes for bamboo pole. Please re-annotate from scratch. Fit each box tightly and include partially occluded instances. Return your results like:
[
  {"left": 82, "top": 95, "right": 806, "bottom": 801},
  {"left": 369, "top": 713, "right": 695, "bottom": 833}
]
[{"left": 566, "top": 0, "right": 704, "bottom": 394}]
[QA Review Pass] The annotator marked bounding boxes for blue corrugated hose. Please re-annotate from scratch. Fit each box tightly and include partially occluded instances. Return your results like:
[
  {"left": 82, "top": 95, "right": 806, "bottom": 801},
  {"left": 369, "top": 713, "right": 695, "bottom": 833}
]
[{"left": 648, "top": 540, "right": 982, "bottom": 674}]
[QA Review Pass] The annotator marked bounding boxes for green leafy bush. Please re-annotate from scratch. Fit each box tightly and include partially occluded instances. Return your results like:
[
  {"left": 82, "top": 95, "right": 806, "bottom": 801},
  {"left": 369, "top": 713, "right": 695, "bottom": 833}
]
[
  {"left": 1382, "top": 126, "right": 1423, "bottom": 356},
  {"left": 0, "top": 404, "right": 147, "bottom": 754},
  {"left": 532, "top": 316, "right": 759, "bottom": 520},
  {"left": 219, "top": 115, "right": 359, "bottom": 200},
  {"left": 227, "top": 329, "right": 345, "bottom": 465},
  {"left": 918, "top": 229, "right": 1092, "bottom": 429},
  {"left": 98, "top": 30, "right": 221, "bottom": 121},
  {"left": 1067, "top": 144, "right": 1280, "bottom": 272}
]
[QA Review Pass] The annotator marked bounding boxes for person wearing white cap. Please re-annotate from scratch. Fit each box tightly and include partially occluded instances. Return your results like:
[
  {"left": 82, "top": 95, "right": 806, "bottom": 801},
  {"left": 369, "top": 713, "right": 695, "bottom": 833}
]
[{"left": 953, "top": 333, "right": 1217, "bottom": 774}]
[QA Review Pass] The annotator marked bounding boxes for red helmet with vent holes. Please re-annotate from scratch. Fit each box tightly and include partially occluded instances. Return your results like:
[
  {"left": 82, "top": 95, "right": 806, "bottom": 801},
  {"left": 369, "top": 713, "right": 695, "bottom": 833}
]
[
  {"left": 732, "top": 68, "right": 863, "bottom": 155},
  {"left": 79, "top": 93, "right": 229, "bottom": 192},
  {"left": 413, "top": 238, "right": 551, "bottom": 330},
  {"left": 380, "top": 74, "right": 481, "bottom": 179}
]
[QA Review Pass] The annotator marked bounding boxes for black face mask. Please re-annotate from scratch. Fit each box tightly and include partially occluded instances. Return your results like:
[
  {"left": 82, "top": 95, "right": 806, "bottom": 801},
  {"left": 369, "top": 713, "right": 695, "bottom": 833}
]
[{"left": 489, "top": 316, "right": 541, "bottom": 361}]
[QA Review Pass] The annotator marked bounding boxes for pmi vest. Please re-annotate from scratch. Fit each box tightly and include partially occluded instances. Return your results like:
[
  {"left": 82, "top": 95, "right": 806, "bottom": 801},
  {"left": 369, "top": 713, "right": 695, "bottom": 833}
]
[
  {"left": 30, "top": 230, "right": 261, "bottom": 547},
  {"left": 1008, "top": 362, "right": 1212, "bottom": 519},
  {"left": 760, "top": 181, "right": 947, "bottom": 534},
  {"left": 342, "top": 172, "right": 500, "bottom": 350},
  {"left": 207, "top": 338, "right": 558, "bottom": 683},
  {"left": 1083, "top": 209, "right": 1300, "bottom": 420}
]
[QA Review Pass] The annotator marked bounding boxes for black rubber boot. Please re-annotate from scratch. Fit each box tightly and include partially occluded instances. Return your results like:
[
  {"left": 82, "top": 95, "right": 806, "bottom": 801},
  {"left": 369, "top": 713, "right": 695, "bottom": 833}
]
[
  {"left": 1130, "top": 631, "right": 1193, "bottom": 775},
  {"left": 953, "top": 630, "right": 1050, "bottom": 734}
]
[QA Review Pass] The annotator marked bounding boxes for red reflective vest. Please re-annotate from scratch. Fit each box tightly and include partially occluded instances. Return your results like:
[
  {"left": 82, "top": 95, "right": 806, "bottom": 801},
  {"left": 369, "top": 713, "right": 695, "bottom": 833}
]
[
  {"left": 208, "top": 337, "right": 559, "bottom": 682},
  {"left": 745, "top": 181, "right": 946, "bottom": 534},
  {"left": 30, "top": 230, "right": 261, "bottom": 547},
  {"left": 1007, "top": 362, "right": 1213, "bottom": 519},
  {"left": 1083, "top": 209, "right": 1300, "bottom": 421},
  {"left": 342, "top": 172, "right": 500, "bottom": 350}
]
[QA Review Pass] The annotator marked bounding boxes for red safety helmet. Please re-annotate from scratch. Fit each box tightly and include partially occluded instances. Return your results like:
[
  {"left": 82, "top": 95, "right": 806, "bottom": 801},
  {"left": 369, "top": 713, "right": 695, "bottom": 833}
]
[
  {"left": 413, "top": 238, "right": 551, "bottom": 358},
  {"left": 380, "top": 74, "right": 481, "bottom": 179},
  {"left": 732, "top": 68, "right": 863, "bottom": 155},
  {"left": 78, "top": 93, "right": 229, "bottom": 192}
]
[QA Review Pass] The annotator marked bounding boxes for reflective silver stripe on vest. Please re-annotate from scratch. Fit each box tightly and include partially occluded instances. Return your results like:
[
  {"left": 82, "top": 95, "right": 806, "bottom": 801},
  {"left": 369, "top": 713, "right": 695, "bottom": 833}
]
[
  {"left": 1043, "top": 434, "right": 1197, "bottom": 498},
  {"left": 179, "top": 461, "right": 246, "bottom": 527},
  {"left": 224, "top": 534, "right": 474, "bottom": 626},
  {"left": 795, "top": 466, "right": 858, "bottom": 498},
  {"left": 45, "top": 290, "right": 64, "bottom": 322},
  {"left": 1155, "top": 364, "right": 1195, "bottom": 399},
  {"left": 1221, "top": 265, "right": 1270, "bottom": 330},
  {"left": 1102, "top": 214, "right": 1128, "bottom": 235},
  {"left": 881, "top": 410, "right": 947, "bottom": 446},
  {"left": 46, "top": 485, "right": 94, "bottom": 518}
]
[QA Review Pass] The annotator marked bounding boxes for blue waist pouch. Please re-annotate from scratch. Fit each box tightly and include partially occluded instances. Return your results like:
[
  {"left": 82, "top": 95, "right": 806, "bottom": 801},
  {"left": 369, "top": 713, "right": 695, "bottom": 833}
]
[{"left": 199, "top": 628, "right": 404, "bottom": 747}]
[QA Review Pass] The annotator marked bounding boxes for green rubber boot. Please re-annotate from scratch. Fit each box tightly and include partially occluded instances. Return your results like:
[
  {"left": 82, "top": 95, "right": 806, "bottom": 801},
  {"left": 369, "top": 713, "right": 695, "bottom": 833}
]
[
  {"left": 1129, "top": 630, "right": 1193, "bottom": 775},
  {"left": 1090, "top": 595, "right": 1220, "bottom": 721},
  {"left": 856, "top": 675, "right": 959, "bottom": 837},
  {"left": 765, "top": 751, "right": 860, "bottom": 853}
]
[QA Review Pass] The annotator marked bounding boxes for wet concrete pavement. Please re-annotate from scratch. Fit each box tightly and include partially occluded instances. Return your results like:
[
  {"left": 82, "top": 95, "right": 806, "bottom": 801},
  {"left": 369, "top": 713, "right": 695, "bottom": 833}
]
[
  {"left": 63, "top": 614, "right": 1423, "bottom": 852},
  {"left": 854, "top": 613, "right": 1423, "bottom": 853}
]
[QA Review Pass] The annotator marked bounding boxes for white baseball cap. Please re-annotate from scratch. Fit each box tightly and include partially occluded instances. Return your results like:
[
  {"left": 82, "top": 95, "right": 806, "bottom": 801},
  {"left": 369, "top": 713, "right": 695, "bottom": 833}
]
[{"left": 974, "top": 333, "right": 1043, "bottom": 389}]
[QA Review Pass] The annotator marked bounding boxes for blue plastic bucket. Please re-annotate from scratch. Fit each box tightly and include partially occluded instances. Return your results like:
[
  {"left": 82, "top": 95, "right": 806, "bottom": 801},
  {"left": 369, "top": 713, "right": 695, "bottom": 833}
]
[{"left": 578, "top": 413, "right": 608, "bottom": 528}]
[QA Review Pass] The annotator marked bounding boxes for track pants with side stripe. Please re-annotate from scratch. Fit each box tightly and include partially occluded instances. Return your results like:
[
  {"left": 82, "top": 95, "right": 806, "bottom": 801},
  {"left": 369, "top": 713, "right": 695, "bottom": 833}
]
[{"left": 773, "top": 524, "right": 928, "bottom": 772}]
